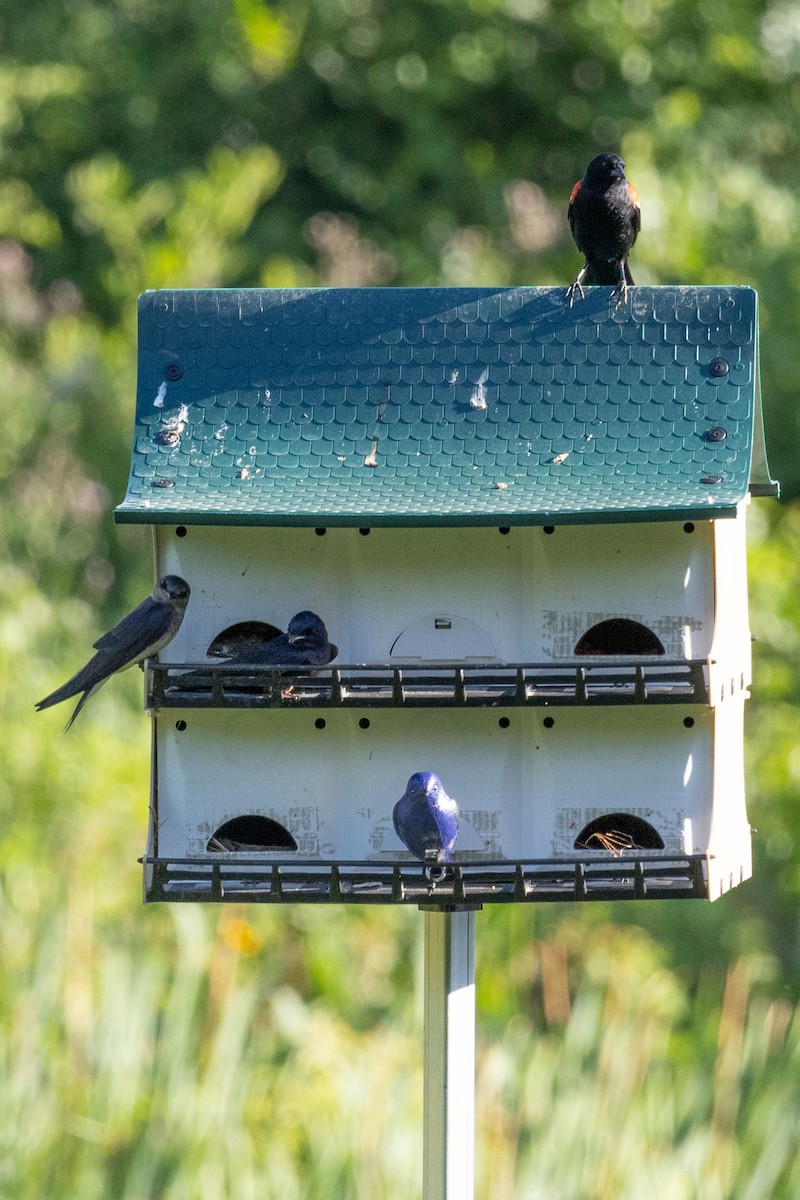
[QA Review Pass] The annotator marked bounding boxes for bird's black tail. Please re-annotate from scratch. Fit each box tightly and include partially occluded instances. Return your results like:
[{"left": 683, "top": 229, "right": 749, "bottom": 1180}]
[
  {"left": 36, "top": 656, "right": 109, "bottom": 730},
  {"left": 583, "top": 260, "right": 634, "bottom": 287},
  {"left": 62, "top": 690, "right": 93, "bottom": 732},
  {"left": 35, "top": 654, "right": 104, "bottom": 712}
]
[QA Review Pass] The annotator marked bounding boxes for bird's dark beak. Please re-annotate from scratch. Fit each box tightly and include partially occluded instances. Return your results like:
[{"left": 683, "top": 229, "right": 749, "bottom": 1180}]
[{"left": 610, "top": 165, "right": 625, "bottom": 180}]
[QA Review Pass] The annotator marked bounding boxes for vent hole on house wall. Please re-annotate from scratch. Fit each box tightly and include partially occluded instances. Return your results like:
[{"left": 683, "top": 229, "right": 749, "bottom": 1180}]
[
  {"left": 574, "top": 813, "right": 665, "bottom": 853},
  {"left": 175, "top": 526, "right": 187, "bottom": 538},
  {"left": 207, "top": 815, "right": 298, "bottom": 853},
  {"left": 574, "top": 619, "right": 665, "bottom": 656},
  {"left": 315, "top": 527, "right": 327, "bottom": 536}
]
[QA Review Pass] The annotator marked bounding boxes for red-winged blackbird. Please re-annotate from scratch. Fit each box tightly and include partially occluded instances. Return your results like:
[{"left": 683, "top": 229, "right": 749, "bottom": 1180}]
[{"left": 566, "top": 152, "right": 640, "bottom": 305}]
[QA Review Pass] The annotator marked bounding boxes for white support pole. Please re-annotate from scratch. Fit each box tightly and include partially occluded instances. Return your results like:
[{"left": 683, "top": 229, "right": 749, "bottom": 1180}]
[{"left": 423, "top": 909, "right": 476, "bottom": 1200}]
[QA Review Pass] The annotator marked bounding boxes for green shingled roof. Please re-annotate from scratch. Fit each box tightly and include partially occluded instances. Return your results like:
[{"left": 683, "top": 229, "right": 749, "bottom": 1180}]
[{"left": 116, "top": 286, "right": 775, "bottom": 527}]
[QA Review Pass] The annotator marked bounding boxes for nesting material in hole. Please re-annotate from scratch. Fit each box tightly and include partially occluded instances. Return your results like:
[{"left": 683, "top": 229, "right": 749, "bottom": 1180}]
[
  {"left": 207, "top": 815, "right": 298, "bottom": 852},
  {"left": 575, "top": 618, "right": 665, "bottom": 656},
  {"left": 574, "top": 813, "right": 665, "bottom": 855}
]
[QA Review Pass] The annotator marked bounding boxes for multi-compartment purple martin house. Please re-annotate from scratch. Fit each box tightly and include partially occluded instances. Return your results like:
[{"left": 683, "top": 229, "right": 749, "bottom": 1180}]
[{"left": 117, "top": 286, "right": 776, "bottom": 906}]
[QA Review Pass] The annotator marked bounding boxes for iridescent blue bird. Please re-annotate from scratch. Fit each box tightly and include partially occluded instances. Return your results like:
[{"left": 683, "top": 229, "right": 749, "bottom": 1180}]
[
  {"left": 208, "top": 610, "right": 337, "bottom": 666},
  {"left": 36, "top": 575, "right": 190, "bottom": 730},
  {"left": 393, "top": 771, "right": 460, "bottom": 867}
]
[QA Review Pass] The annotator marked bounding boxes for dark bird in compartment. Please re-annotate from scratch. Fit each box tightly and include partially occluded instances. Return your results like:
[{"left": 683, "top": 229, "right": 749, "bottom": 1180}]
[
  {"left": 36, "top": 575, "right": 191, "bottom": 730},
  {"left": 208, "top": 610, "right": 337, "bottom": 666},
  {"left": 393, "top": 771, "right": 460, "bottom": 869},
  {"left": 566, "top": 152, "right": 640, "bottom": 306}
]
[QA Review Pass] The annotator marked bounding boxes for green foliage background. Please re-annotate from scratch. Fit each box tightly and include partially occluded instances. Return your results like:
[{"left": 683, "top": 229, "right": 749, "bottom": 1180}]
[{"left": 2, "top": 0, "right": 800, "bottom": 1195}]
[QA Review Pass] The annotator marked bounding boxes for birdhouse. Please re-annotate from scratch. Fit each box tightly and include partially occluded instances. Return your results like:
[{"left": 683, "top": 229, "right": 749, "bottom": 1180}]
[{"left": 116, "top": 286, "right": 775, "bottom": 906}]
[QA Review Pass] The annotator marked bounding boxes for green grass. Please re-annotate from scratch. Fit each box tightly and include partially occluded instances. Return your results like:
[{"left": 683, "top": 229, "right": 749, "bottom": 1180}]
[{"left": 3, "top": 884, "right": 800, "bottom": 1199}]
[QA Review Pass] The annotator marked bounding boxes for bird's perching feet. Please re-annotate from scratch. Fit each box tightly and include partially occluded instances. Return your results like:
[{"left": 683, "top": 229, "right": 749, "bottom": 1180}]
[
  {"left": 566, "top": 265, "right": 587, "bottom": 308},
  {"left": 424, "top": 847, "right": 450, "bottom": 884},
  {"left": 610, "top": 263, "right": 631, "bottom": 306}
]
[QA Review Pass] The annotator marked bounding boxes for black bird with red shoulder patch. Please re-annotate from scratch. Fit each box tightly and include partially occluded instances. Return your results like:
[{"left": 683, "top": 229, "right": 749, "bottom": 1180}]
[{"left": 566, "top": 153, "right": 640, "bottom": 305}]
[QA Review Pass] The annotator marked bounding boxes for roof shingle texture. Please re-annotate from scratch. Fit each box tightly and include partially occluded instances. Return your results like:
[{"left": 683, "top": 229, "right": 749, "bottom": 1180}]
[{"left": 117, "top": 286, "right": 759, "bottom": 526}]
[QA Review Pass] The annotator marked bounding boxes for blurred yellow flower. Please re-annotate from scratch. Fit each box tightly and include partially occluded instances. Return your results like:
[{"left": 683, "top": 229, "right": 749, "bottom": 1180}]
[{"left": 221, "top": 916, "right": 264, "bottom": 957}]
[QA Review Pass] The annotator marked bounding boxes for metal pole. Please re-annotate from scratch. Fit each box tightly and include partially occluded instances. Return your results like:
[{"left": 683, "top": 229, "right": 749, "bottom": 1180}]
[{"left": 423, "top": 909, "right": 476, "bottom": 1200}]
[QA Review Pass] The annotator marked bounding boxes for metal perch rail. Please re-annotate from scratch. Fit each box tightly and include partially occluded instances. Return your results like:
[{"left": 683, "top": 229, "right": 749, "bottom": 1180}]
[
  {"left": 147, "top": 657, "right": 711, "bottom": 710},
  {"left": 143, "top": 854, "right": 709, "bottom": 905}
]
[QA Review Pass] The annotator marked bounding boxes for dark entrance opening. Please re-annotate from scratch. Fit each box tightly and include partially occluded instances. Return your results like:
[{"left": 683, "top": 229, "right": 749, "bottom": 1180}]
[
  {"left": 207, "top": 815, "right": 298, "bottom": 852},
  {"left": 574, "top": 619, "right": 665, "bottom": 656},
  {"left": 574, "top": 812, "right": 665, "bottom": 854}
]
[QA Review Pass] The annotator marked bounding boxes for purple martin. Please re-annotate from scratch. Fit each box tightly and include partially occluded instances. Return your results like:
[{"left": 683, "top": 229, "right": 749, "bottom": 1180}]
[
  {"left": 393, "top": 771, "right": 460, "bottom": 867},
  {"left": 209, "top": 610, "right": 337, "bottom": 666},
  {"left": 36, "top": 575, "right": 190, "bottom": 730}
]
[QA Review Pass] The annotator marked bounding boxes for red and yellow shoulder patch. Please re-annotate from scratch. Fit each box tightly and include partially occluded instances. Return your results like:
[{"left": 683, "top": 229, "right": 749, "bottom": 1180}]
[{"left": 569, "top": 181, "right": 581, "bottom": 205}]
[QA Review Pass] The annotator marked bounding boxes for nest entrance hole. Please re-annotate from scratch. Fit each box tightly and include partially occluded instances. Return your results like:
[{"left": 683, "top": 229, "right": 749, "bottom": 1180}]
[
  {"left": 207, "top": 815, "right": 297, "bottom": 852},
  {"left": 574, "top": 619, "right": 665, "bottom": 656},
  {"left": 574, "top": 813, "right": 665, "bottom": 854}
]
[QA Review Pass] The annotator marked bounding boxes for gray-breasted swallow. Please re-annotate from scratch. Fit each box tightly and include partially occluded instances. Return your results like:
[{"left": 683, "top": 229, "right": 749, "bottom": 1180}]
[
  {"left": 209, "top": 610, "right": 337, "bottom": 666},
  {"left": 36, "top": 574, "right": 190, "bottom": 730},
  {"left": 393, "top": 771, "right": 460, "bottom": 866}
]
